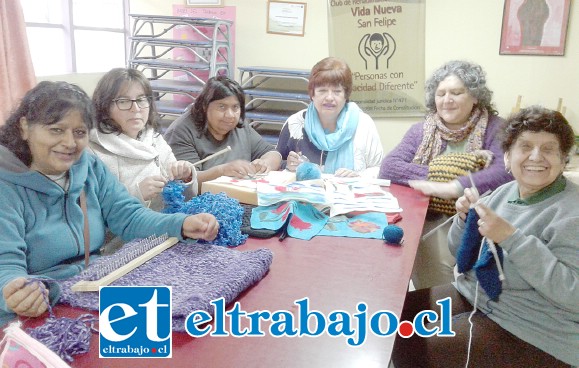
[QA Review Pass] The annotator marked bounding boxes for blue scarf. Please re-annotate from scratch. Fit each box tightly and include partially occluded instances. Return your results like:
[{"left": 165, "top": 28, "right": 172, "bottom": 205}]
[{"left": 305, "top": 101, "right": 360, "bottom": 174}]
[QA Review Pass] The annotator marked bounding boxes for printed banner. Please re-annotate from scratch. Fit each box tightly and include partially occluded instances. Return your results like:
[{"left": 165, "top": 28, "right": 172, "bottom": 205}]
[{"left": 328, "top": 0, "right": 426, "bottom": 117}]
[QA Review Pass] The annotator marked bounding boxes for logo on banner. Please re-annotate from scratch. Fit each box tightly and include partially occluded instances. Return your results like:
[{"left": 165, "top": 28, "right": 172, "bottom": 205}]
[
  {"left": 99, "top": 286, "right": 172, "bottom": 358},
  {"left": 359, "top": 32, "right": 397, "bottom": 69}
]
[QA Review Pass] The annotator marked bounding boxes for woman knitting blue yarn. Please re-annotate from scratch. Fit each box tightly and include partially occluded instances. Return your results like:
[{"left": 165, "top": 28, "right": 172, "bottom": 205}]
[{"left": 392, "top": 106, "right": 579, "bottom": 367}]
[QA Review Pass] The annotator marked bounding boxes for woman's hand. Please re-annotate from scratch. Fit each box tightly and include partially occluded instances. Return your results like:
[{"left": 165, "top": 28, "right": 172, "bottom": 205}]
[
  {"left": 474, "top": 203, "right": 516, "bottom": 244},
  {"left": 182, "top": 213, "right": 219, "bottom": 241},
  {"left": 409, "top": 180, "right": 462, "bottom": 200},
  {"left": 334, "top": 168, "right": 359, "bottom": 178},
  {"left": 139, "top": 175, "right": 168, "bottom": 201},
  {"left": 251, "top": 159, "right": 271, "bottom": 175},
  {"left": 2, "top": 278, "right": 48, "bottom": 317},
  {"left": 167, "top": 161, "right": 194, "bottom": 182},
  {"left": 220, "top": 160, "right": 256, "bottom": 178},
  {"left": 455, "top": 187, "right": 479, "bottom": 221},
  {"left": 286, "top": 151, "right": 307, "bottom": 172}
]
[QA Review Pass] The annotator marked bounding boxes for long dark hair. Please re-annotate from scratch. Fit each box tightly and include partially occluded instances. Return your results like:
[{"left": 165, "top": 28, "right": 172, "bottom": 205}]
[
  {"left": 190, "top": 76, "right": 245, "bottom": 132},
  {"left": 0, "top": 81, "right": 93, "bottom": 166},
  {"left": 92, "top": 67, "right": 159, "bottom": 135}
]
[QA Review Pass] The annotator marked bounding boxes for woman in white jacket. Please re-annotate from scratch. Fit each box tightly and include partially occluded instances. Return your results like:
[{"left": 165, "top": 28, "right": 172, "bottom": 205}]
[
  {"left": 276, "top": 57, "right": 383, "bottom": 178},
  {"left": 90, "top": 68, "right": 196, "bottom": 211}
]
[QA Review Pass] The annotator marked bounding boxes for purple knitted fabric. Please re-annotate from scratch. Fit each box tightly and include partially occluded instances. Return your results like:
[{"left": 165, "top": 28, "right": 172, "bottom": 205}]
[
  {"left": 57, "top": 240, "right": 273, "bottom": 332},
  {"left": 378, "top": 115, "right": 513, "bottom": 194}
]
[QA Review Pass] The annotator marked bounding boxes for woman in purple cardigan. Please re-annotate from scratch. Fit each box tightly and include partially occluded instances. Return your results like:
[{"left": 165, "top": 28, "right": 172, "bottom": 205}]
[{"left": 379, "top": 60, "right": 513, "bottom": 289}]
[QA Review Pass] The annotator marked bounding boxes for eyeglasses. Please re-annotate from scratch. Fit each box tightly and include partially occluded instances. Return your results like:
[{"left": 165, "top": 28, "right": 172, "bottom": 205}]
[{"left": 113, "top": 96, "right": 151, "bottom": 110}]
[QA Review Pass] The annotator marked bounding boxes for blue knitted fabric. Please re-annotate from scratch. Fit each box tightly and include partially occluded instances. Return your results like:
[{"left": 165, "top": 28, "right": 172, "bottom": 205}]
[
  {"left": 456, "top": 208, "right": 504, "bottom": 300},
  {"left": 162, "top": 181, "right": 247, "bottom": 247}
]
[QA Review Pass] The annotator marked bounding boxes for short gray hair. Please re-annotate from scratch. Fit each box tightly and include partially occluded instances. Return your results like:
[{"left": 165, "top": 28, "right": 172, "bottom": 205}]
[{"left": 425, "top": 60, "right": 497, "bottom": 115}]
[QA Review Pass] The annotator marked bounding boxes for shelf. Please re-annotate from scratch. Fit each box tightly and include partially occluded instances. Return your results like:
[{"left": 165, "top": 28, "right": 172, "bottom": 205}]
[
  {"left": 129, "top": 14, "right": 234, "bottom": 117},
  {"left": 245, "top": 108, "right": 295, "bottom": 123},
  {"left": 239, "top": 66, "right": 310, "bottom": 146},
  {"left": 155, "top": 99, "right": 192, "bottom": 117}
]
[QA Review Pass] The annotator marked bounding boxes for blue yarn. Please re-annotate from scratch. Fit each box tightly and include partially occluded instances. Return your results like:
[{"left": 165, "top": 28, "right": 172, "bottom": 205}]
[
  {"left": 162, "top": 181, "right": 248, "bottom": 247},
  {"left": 456, "top": 208, "right": 504, "bottom": 300},
  {"left": 456, "top": 209, "right": 481, "bottom": 273},
  {"left": 295, "top": 162, "right": 322, "bottom": 181},
  {"left": 382, "top": 225, "right": 404, "bottom": 245}
]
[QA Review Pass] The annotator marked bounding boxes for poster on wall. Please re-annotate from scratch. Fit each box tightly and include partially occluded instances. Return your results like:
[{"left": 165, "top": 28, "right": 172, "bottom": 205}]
[
  {"left": 499, "top": 0, "right": 571, "bottom": 56},
  {"left": 328, "top": 0, "right": 426, "bottom": 118}
]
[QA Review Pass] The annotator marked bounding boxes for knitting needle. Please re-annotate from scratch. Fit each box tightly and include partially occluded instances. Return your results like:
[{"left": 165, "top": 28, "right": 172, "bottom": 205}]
[
  {"left": 468, "top": 172, "right": 505, "bottom": 282},
  {"left": 421, "top": 189, "right": 491, "bottom": 241},
  {"left": 193, "top": 146, "right": 232, "bottom": 167}
]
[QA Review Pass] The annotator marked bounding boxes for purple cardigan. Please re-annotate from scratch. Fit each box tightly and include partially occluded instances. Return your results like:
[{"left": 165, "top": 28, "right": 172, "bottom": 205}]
[{"left": 379, "top": 115, "right": 513, "bottom": 194}]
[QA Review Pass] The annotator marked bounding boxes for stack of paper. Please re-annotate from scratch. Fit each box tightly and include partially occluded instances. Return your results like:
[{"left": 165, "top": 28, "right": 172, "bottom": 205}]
[{"left": 256, "top": 178, "right": 402, "bottom": 217}]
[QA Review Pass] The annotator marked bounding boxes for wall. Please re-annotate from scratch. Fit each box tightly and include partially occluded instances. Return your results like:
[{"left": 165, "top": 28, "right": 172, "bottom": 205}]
[
  {"left": 111, "top": 1, "right": 579, "bottom": 153},
  {"left": 37, "top": 72, "right": 105, "bottom": 97}
]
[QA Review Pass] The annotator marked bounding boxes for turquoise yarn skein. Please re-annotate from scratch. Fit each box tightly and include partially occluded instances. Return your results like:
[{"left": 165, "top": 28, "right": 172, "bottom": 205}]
[
  {"left": 382, "top": 224, "right": 404, "bottom": 245},
  {"left": 295, "top": 162, "right": 322, "bottom": 181}
]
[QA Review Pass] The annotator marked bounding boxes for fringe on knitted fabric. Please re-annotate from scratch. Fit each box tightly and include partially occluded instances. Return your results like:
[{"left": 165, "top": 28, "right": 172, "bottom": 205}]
[
  {"left": 427, "top": 152, "right": 487, "bottom": 215},
  {"left": 162, "top": 181, "right": 248, "bottom": 246},
  {"left": 57, "top": 240, "right": 273, "bottom": 332}
]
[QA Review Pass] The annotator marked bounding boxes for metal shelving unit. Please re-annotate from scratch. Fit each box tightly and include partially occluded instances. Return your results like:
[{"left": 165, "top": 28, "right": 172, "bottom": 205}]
[{"left": 128, "top": 14, "right": 233, "bottom": 129}]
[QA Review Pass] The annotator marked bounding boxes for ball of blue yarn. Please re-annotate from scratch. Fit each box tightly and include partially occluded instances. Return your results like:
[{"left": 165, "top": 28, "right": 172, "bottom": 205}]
[
  {"left": 296, "top": 162, "right": 322, "bottom": 181},
  {"left": 382, "top": 225, "right": 404, "bottom": 245}
]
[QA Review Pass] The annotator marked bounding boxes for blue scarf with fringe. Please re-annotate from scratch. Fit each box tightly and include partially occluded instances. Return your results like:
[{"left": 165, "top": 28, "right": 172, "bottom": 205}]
[{"left": 305, "top": 101, "right": 360, "bottom": 174}]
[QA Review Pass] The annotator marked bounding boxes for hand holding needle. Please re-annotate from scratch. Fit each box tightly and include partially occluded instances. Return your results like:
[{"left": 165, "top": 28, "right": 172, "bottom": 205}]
[{"left": 468, "top": 172, "right": 505, "bottom": 282}]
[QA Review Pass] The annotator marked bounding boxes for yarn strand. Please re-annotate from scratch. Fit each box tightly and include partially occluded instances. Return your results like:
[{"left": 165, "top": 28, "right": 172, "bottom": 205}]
[{"left": 25, "top": 279, "right": 97, "bottom": 362}]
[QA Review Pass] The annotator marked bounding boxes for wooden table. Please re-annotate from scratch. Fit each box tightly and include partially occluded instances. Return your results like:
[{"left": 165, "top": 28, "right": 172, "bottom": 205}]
[{"left": 22, "top": 184, "right": 429, "bottom": 368}]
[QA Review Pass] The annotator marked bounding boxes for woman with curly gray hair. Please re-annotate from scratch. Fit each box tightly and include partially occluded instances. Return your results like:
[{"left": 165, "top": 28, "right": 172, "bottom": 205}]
[{"left": 379, "top": 60, "right": 513, "bottom": 289}]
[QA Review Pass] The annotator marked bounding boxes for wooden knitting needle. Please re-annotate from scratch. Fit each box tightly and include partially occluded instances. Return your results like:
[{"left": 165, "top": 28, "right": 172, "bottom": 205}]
[
  {"left": 421, "top": 188, "right": 491, "bottom": 241},
  {"left": 71, "top": 237, "right": 179, "bottom": 292},
  {"left": 193, "top": 146, "right": 232, "bottom": 167}
]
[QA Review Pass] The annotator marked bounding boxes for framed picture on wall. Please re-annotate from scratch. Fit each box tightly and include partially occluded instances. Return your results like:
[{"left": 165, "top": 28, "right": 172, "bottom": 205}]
[
  {"left": 186, "top": 0, "right": 222, "bottom": 6},
  {"left": 267, "top": 1, "right": 307, "bottom": 37},
  {"left": 499, "top": 0, "right": 571, "bottom": 55}
]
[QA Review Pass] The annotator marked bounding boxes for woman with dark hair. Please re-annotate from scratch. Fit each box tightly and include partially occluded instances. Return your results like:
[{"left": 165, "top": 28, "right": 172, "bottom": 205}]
[
  {"left": 392, "top": 106, "right": 578, "bottom": 367},
  {"left": 379, "top": 60, "right": 513, "bottom": 289},
  {"left": 0, "top": 81, "right": 218, "bottom": 327},
  {"left": 277, "top": 57, "right": 383, "bottom": 177},
  {"left": 90, "top": 68, "right": 196, "bottom": 211},
  {"left": 165, "top": 75, "right": 281, "bottom": 184}
]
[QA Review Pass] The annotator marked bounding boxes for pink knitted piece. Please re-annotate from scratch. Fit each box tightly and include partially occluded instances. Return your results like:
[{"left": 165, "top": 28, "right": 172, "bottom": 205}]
[{"left": 57, "top": 241, "right": 273, "bottom": 332}]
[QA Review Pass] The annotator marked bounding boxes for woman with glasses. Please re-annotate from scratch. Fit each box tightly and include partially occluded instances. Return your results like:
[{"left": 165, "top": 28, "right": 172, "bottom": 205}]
[
  {"left": 165, "top": 76, "right": 281, "bottom": 185},
  {"left": 90, "top": 68, "right": 196, "bottom": 211},
  {"left": 277, "top": 57, "right": 383, "bottom": 177}
]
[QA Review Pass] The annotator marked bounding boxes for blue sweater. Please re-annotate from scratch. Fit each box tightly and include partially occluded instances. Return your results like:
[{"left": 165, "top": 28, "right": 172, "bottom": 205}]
[{"left": 0, "top": 146, "right": 188, "bottom": 326}]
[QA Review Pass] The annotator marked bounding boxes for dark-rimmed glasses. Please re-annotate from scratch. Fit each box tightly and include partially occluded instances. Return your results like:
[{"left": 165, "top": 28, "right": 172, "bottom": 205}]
[{"left": 113, "top": 96, "right": 151, "bottom": 110}]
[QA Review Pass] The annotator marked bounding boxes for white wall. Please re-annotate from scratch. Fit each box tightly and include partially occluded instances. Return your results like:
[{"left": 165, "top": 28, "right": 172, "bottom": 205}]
[{"left": 105, "top": 1, "right": 579, "bottom": 153}]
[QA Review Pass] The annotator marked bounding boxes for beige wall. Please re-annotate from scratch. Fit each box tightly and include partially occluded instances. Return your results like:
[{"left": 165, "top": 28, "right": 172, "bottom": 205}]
[{"left": 66, "top": 0, "right": 578, "bottom": 154}]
